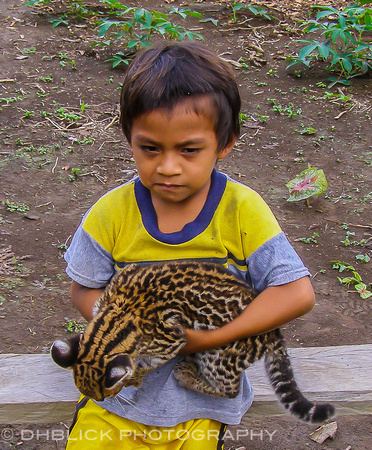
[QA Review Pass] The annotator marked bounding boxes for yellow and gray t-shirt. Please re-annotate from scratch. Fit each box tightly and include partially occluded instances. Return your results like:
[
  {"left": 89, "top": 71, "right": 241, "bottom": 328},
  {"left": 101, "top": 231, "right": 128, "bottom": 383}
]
[{"left": 65, "top": 169, "right": 309, "bottom": 426}]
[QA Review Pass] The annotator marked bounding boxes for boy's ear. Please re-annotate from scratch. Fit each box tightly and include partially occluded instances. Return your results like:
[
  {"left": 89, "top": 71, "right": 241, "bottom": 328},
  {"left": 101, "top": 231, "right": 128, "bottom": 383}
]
[{"left": 217, "top": 135, "right": 236, "bottom": 160}]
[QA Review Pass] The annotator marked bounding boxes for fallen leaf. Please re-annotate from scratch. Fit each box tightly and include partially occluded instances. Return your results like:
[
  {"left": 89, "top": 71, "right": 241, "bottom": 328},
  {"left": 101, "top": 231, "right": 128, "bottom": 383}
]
[{"left": 310, "top": 421, "right": 337, "bottom": 444}]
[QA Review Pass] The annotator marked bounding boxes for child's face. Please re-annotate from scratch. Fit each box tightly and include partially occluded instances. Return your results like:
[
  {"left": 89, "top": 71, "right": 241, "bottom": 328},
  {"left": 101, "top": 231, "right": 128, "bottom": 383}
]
[{"left": 129, "top": 98, "right": 234, "bottom": 205}]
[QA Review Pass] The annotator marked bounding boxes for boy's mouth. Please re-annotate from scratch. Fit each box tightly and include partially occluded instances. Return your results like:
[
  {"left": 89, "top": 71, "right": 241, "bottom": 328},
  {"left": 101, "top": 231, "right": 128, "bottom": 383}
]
[{"left": 155, "top": 183, "right": 183, "bottom": 191}]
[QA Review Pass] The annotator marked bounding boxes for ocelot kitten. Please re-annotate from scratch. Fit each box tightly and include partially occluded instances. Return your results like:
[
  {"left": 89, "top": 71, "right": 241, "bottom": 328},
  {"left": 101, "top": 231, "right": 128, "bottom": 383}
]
[{"left": 51, "top": 261, "right": 334, "bottom": 423}]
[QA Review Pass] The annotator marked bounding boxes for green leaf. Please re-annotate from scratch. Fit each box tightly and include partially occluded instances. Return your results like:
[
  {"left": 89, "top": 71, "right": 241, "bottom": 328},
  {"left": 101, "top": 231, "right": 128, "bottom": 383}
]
[
  {"left": 331, "top": 261, "right": 355, "bottom": 272},
  {"left": 355, "top": 283, "right": 372, "bottom": 299},
  {"left": 233, "top": 4, "right": 245, "bottom": 12},
  {"left": 99, "top": 20, "right": 120, "bottom": 37},
  {"left": 327, "top": 77, "right": 351, "bottom": 88},
  {"left": 200, "top": 18, "right": 219, "bottom": 26},
  {"left": 134, "top": 8, "right": 145, "bottom": 21},
  {"left": 25, "top": 0, "right": 50, "bottom": 5},
  {"left": 286, "top": 167, "right": 328, "bottom": 202},
  {"left": 317, "top": 43, "right": 330, "bottom": 59},
  {"left": 298, "top": 44, "right": 318, "bottom": 60},
  {"left": 101, "top": 0, "right": 128, "bottom": 10},
  {"left": 144, "top": 10, "right": 153, "bottom": 26},
  {"left": 49, "top": 17, "right": 69, "bottom": 28},
  {"left": 300, "top": 127, "right": 317, "bottom": 135},
  {"left": 128, "top": 39, "right": 139, "bottom": 48},
  {"left": 342, "top": 57, "right": 353, "bottom": 73}
]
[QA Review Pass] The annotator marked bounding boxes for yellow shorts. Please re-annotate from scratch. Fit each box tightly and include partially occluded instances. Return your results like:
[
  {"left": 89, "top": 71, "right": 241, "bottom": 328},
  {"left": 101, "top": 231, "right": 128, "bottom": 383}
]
[{"left": 66, "top": 396, "right": 226, "bottom": 449}]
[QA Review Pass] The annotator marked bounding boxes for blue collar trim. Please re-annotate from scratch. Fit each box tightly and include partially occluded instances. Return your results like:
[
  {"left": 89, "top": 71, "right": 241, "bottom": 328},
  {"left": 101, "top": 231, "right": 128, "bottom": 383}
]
[{"left": 134, "top": 169, "right": 227, "bottom": 244}]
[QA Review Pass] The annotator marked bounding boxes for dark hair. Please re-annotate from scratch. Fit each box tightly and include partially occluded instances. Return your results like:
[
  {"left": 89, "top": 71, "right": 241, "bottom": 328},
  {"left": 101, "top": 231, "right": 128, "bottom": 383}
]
[{"left": 120, "top": 42, "right": 241, "bottom": 151}]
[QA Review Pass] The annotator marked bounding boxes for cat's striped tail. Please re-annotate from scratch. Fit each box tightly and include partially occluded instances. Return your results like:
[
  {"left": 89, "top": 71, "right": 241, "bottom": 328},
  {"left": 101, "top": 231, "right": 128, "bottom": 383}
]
[{"left": 264, "top": 342, "right": 335, "bottom": 423}]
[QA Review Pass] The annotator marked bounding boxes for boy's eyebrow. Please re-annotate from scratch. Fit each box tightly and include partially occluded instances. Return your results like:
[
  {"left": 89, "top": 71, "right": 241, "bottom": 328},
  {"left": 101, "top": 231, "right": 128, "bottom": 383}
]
[{"left": 134, "top": 134, "right": 207, "bottom": 147}]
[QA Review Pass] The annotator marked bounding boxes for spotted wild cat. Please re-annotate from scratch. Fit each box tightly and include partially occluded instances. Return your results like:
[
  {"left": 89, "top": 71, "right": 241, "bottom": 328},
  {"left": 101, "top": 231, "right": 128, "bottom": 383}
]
[{"left": 51, "top": 261, "right": 334, "bottom": 423}]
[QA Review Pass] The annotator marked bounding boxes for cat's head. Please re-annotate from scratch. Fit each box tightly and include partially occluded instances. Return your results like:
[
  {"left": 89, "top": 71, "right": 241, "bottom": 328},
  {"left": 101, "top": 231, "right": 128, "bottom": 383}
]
[{"left": 51, "top": 331, "right": 136, "bottom": 401}]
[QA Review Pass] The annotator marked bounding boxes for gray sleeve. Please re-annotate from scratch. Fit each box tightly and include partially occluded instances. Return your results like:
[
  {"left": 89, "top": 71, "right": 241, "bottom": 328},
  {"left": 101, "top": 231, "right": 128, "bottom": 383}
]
[
  {"left": 246, "top": 232, "right": 310, "bottom": 293},
  {"left": 64, "top": 223, "right": 115, "bottom": 288}
]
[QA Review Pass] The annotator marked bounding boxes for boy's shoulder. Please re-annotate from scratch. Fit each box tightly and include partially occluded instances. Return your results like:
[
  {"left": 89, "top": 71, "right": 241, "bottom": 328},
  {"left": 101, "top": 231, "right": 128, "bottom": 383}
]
[
  {"left": 222, "top": 173, "right": 268, "bottom": 208},
  {"left": 84, "top": 177, "right": 138, "bottom": 223},
  {"left": 220, "top": 172, "right": 280, "bottom": 235},
  {"left": 96, "top": 177, "right": 137, "bottom": 205}
]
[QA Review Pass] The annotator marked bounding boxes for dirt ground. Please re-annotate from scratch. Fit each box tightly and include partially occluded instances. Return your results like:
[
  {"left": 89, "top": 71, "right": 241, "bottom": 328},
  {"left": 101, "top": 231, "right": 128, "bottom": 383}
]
[{"left": 0, "top": 0, "right": 371, "bottom": 448}]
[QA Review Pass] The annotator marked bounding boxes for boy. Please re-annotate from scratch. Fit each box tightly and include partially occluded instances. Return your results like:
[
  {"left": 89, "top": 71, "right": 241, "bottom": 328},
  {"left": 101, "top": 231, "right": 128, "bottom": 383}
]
[{"left": 64, "top": 42, "right": 315, "bottom": 449}]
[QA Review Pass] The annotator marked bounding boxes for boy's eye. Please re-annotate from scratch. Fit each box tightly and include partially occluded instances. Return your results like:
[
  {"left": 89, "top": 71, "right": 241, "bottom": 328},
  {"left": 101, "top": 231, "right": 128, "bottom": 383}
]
[
  {"left": 182, "top": 148, "right": 200, "bottom": 154},
  {"left": 141, "top": 146, "right": 158, "bottom": 153}
]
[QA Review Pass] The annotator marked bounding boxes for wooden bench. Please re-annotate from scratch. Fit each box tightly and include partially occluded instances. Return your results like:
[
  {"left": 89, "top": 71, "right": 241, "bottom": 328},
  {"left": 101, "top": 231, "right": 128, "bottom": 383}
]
[{"left": 1, "top": 344, "right": 371, "bottom": 424}]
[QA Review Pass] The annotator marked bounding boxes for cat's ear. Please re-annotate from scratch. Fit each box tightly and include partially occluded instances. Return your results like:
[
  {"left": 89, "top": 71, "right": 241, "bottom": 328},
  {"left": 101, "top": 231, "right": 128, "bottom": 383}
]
[
  {"left": 105, "top": 354, "right": 133, "bottom": 390},
  {"left": 51, "top": 334, "right": 81, "bottom": 368}
]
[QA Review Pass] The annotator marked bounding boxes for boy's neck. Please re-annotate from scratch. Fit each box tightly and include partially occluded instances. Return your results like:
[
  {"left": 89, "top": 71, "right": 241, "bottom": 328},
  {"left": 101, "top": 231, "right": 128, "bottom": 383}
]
[{"left": 151, "top": 179, "right": 211, "bottom": 234}]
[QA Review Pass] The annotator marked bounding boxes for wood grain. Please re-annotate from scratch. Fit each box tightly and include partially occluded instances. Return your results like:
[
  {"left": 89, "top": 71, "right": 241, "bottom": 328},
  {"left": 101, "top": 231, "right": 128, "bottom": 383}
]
[{"left": 1, "top": 344, "right": 371, "bottom": 424}]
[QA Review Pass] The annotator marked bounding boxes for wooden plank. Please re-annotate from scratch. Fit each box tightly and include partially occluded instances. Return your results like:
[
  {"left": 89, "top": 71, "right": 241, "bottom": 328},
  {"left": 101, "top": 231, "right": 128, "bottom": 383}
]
[
  {"left": 0, "top": 344, "right": 371, "bottom": 424},
  {"left": 246, "top": 344, "right": 372, "bottom": 417},
  {"left": 0, "top": 354, "right": 79, "bottom": 424}
]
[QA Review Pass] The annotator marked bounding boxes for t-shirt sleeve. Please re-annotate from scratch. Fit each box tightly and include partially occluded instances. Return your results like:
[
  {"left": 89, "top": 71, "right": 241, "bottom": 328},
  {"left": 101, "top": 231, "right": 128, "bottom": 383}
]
[
  {"left": 64, "top": 221, "right": 115, "bottom": 288},
  {"left": 246, "top": 232, "right": 311, "bottom": 293}
]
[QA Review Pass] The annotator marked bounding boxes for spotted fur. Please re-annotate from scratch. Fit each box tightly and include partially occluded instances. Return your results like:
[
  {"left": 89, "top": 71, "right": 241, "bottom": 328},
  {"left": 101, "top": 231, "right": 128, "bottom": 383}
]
[{"left": 51, "top": 261, "right": 334, "bottom": 423}]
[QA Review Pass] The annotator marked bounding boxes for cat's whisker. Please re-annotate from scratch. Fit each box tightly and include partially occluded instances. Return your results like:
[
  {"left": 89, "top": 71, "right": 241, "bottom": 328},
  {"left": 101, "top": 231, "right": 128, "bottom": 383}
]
[{"left": 114, "top": 393, "right": 141, "bottom": 412}]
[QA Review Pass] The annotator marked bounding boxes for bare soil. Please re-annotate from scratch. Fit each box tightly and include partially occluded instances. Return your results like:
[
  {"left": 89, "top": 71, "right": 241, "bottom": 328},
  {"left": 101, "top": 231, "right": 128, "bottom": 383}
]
[{"left": 0, "top": 0, "right": 371, "bottom": 448}]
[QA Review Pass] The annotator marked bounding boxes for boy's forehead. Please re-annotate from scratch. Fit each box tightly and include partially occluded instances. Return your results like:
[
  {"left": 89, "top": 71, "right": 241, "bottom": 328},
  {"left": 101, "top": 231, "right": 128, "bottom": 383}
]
[{"left": 144, "top": 95, "right": 215, "bottom": 120}]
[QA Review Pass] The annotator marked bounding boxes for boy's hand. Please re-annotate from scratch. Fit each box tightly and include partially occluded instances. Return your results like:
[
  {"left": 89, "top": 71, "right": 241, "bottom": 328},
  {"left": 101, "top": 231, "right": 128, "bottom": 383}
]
[{"left": 179, "top": 328, "right": 221, "bottom": 355}]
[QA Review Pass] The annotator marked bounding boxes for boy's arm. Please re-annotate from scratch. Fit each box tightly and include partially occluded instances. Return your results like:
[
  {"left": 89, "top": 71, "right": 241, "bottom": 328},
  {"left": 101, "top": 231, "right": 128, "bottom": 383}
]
[
  {"left": 71, "top": 280, "right": 105, "bottom": 322},
  {"left": 180, "top": 276, "right": 315, "bottom": 355}
]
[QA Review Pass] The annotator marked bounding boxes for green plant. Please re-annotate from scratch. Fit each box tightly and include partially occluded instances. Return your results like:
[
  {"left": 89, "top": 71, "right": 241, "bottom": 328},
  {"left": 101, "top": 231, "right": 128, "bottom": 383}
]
[
  {"left": 55, "top": 107, "right": 82, "bottom": 122},
  {"left": 340, "top": 225, "right": 367, "bottom": 246},
  {"left": 323, "top": 91, "right": 352, "bottom": 103},
  {"left": 68, "top": 167, "right": 81, "bottom": 182},
  {"left": 22, "top": 110, "right": 34, "bottom": 118},
  {"left": 267, "top": 98, "right": 302, "bottom": 118},
  {"left": 5, "top": 199, "right": 30, "bottom": 213},
  {"left": 286, "top": 2, "right": 372, "bottom": 87},
  {"left": 239, "top": 112, "right": 249, "bottom": 124},
  {"left": 39, "top": 74, "right": 54, "bottom": 82},
  {"left": 256, "top": 114, "right": 269, "bottom": 123},
  {"left": 75, "top": 137, "right": 94, "bottom": 145},
  {"left": 286, "top": 166, "right": 328, "bottom": 202},
  {"left": 231, "top": 1, "right": 272, "bottom": 23},
  {"left": 20, "top": 46, "right": 36, "bottom": 54},
  {"left": 356, "top": 254, "right": 370, "bottom": 263},
  {"left": 298, "top": 232, "right": 320, "bottom": 244},
  {"left": 65, "top": 318, "right": 87, "bottom": 333},
  {"left": 298, "top": 126, "right": 317, "bottom": 135},
  {"left": 97, "top": 6, "right": 203, "bottom": 63},
  {"left": 341, "top": 230, "right": 356, "bottom": 246},
  {"left": 0, "top": 96, "right": 23, "bottom": 104},
  {"left": 106, "top": 52, "right": 130, "bottom": 68},
  {"left": 79, "top": 101, "right": 88, "bottom": 113},
  {"left": 266, "top": 68, "right": 278, "bottom": 77},
  {"left": 331, "top": 260, "right": 372, "bottom": 299},
  {"left": 26, "top": 1, "right": 205, "bottom": 68},
  {"left": 50, "top": 17, "right": 69, "bottom": 27}
]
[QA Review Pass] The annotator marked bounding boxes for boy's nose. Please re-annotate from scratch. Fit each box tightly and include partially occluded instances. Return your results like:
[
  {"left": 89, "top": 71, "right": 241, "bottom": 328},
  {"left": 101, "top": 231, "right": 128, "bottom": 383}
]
[{"left": 156, "top": 154, "right": 182, "bottom": 176}]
